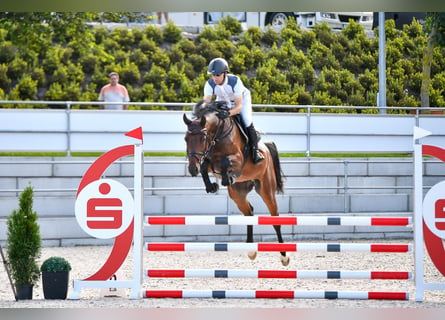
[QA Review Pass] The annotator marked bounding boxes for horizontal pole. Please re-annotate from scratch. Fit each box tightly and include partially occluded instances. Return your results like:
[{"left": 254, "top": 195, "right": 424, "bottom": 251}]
[
  {"left": 146, "top": 215, "right": 412, "bottom": 226},
  {"left": 143, "top": 290, "right": 409, "bottom": 300},
  {"left": 145, "top": 242, "right": 412, "bottom": 253},
  {"left": 146, "top": 269, "right": 412, "bottom": 280}
]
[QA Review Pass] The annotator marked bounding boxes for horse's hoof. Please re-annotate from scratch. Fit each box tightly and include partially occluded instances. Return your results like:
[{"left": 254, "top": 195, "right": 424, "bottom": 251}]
[
  {"left": 280, "top": 255, "right": 290, "bottom": 267},
  {"left": 206, "top": 183, "right": 219, "bottom": 193},
  {"left": 221, "top": 176, "right": 229, "bottom": 186},
  {"left": 248, "top": 251, "right": 257, "bottom": 261}
]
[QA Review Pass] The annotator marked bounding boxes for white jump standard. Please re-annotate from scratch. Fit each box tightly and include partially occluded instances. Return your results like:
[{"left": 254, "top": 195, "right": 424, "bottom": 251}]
[{"left": 70, "top": 126, "right": 445, "bottom": 302}]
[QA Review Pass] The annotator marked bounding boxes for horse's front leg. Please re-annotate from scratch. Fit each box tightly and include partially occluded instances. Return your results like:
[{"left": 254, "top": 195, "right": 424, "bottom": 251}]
[
  {"left": 220, "top": 156, "right": 241, "bottom": 186},
  {"left": 200, "top": 161, "right": 219, "bottom": 193}
]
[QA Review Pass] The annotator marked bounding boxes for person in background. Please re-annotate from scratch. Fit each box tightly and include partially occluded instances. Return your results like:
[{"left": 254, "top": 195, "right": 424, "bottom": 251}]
[
  {"left": 98, "top": 72, "right": 129, "bottom": 110},
  {"left": 203, "top": 57, "right": 264, "bottom": 164},
  {"left": 157, "top": 12, "right": 169, "bottom": 24}
]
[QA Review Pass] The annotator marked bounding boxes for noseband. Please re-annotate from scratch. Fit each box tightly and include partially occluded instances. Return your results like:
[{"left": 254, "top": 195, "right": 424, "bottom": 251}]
[
  {"left": 186, "top": 116, "right": 233, "bottom": 167},
  {"left": 186, "top": 126, "right": 212, "bottom": 165}
]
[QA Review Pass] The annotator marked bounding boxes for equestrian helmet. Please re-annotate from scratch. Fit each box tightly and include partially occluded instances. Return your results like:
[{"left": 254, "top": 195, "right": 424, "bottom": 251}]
[{"left": 207, "top": 58, "right": 229, "bottom": 75}]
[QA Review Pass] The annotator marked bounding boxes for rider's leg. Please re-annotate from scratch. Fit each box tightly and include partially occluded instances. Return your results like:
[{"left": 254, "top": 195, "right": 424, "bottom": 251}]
[
  {"left": 245, "top": 124, "right": 264, "bottom": 164},
  {"left": 240, "top": 92, "right": 264, "bottom": 164}
]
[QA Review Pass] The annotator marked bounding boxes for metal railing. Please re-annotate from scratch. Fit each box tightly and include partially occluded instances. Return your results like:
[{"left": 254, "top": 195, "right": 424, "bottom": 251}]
[{"left": 2, "top": 99, "right": 443, "bottom": 157}]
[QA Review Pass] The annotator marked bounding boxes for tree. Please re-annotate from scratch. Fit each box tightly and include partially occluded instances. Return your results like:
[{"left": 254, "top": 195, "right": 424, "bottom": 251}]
[
  {"left": 6, "top": 185, "right": 41, "bottom": 289},
  {"left": 421, "top": 13, "right": 445, "bottom": 107}
]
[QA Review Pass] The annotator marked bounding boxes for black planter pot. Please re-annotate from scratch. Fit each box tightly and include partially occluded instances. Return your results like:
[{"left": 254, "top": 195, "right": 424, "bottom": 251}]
[
  {"left": 42, "top": 271, "right": 69, "bottom": 299},
  {"left": 16, "top": 284, "right": 33, "bottom": 300}
]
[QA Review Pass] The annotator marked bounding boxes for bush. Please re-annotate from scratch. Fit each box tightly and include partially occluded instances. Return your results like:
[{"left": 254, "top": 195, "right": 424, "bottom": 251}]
[
  {"left": 296, "top": 90, "right": 313, "bottom": 105},
  {"left": 119, "top": 62, "right": 140, "bottom": 84},
  {"left": 175, "top": 38, "right": 196, "bottom": 54},
  {"left": 314, "top": 22, "right": 336, "bottom": 47},
  {"left": 102, "top": 38, "right": 120, "bottom": 53},
  {"left": 93, "top": 26, "right": 108, "bottom": 44},
  {"left": 9, "top": 75, "right": 38, "bottom": 100},
  {"left": 280, "top": 18, "right": 302, "bottom": 44},
  {"left": 308, "top": 41, "right": 340, "bottom": 70},
  {"left": 44, "top": 82, "right": 64, "bottom": 101},
  {"left": 150, "top": 48, "right": 170, "bottom": 69},
  {"left": 165, "top": 64, "right": 186, "bottom": 89},
  {"left": 144, "top": 25, "right": 163, "bottom": 44},
  {"left": 212, "top": 39, "right": 236, "bottom": 59},
  {"left": 7, "top": 57, "right": 28, "bottom": 80},
  {"left": 261, "top": 26, "right": 280, "bottom": 46},
  {"left": 41, "top": 256, "right": 71, "bottom": 272},
  {"left": 42, "top": 48, "right": 61, "bottom": 75},
  {"left": 196, "top": 39, "right": 222, "bottom": 62},
  {"left": 143, "top": 65, "right": 167, "bottom": 89},
  {"left": 168, "top": 46, "right": 185, "bottom": 64},
  {"left": 242, "top": 26, "right": 262, "bottom": 47},
  {"left": 0, "top": 63, "right": 11, "bottom": 92},
  {"left": 139, "top": 38, "right": 158, "bottom": 55},
  {"left": 186, "top": 54, "right": 207, "bottom": 74},
  {"left": 52, "top": 64, "right": 69, "bottom": 85},
  {"left": 218, "top": 15, "right": 243, "bottom": 36},
  {"left": 79, "top": 54, "right": 98, "bottom": 74},
  {"left": 0, "top": 41, "right": 16, "bottom": 63},
  {"left": 130, "top": 48, "right": 149, "bottom": 70},
  {"left": 140, "top": 82, "right": 157, "bottom": 102},
  {"left": 110, "top": 27, "right": 134, "bottom": 48},
  {"left": 198, "top": 25, "right": 220, "bottom": 42},
  {"left": 7, "top": 185, "right": 42, "bottom": 286},
  {"left": 0, "top": 16, "right": 444, "bottom": 110},
  {"left": 162, "top": 21, "right": 183, "bottom": 43}
]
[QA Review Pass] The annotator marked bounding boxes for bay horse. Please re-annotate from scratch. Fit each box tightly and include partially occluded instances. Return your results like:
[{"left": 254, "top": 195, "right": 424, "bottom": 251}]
[{"left": 183, "top": 100, "right": 289, "bottom": 266}]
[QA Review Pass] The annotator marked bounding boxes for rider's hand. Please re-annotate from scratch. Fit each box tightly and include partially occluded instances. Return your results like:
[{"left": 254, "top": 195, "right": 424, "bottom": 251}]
[
  {"left": 215, "top": 100, "right": 230, "bottom": 110},
  {"left": 217, "top": 109, "right": 230, "bottom": 119}
]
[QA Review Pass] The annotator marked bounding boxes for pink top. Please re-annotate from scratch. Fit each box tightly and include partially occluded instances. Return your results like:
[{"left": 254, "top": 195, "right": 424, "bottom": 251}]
[{"left": 98, "top": 84, "right": 130, "bottom": 110}]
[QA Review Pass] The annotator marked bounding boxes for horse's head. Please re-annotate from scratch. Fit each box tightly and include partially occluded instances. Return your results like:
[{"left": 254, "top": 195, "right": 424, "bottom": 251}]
[{"left": 183, "top": 113, "right": 208, "bottom": 176}]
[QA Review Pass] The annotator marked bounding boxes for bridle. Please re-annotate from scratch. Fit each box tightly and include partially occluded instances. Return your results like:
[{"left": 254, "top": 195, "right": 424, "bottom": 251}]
[{"left": 186, "top": 115, "right": 234, "bottom": 168}]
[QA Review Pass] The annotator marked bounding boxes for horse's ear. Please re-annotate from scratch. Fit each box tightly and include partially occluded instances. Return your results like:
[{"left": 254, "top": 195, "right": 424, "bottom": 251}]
[{"left": 183, "top": 113, "right": 192, "bottom": 125}]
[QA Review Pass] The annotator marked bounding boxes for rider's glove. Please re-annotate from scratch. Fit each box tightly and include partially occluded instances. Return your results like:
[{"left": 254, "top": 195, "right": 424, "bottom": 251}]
[{"left": 217, "top": 109, "right": 230, "bottom": 119}]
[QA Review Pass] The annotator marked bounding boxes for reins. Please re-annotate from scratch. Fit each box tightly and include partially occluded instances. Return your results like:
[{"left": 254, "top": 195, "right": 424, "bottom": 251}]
[{"left": 186, "top": 112, "right": 234, "bottom": 170}]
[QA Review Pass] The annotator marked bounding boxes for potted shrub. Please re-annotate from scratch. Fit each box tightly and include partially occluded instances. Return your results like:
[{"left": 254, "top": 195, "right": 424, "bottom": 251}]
[
  {"left": 6, "top": 185, "right": 42, "bottom": 300},
  {"left": 40, "top": 256, "right": 71, "bottom": 299}
]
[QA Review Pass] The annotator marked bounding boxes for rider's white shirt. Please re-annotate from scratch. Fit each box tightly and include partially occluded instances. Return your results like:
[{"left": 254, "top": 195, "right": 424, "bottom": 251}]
[{"left": 204, "top": 74, "right": 247, "bottom": 107}]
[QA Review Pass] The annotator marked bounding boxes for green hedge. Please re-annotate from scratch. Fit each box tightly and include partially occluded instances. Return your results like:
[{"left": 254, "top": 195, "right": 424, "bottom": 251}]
[{"left": 0, "top": 14, "right": 444, "bottom": 111}]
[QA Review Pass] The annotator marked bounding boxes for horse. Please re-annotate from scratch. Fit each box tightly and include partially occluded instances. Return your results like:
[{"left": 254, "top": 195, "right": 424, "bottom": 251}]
[{"left": 183, "top": 100, "right": 289, "bottom": 266}]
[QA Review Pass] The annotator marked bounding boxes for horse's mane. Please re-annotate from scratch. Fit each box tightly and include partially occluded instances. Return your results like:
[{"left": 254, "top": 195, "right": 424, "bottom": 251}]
[{"left": 193, "top": 100, "right": 226, "bottom": 119}]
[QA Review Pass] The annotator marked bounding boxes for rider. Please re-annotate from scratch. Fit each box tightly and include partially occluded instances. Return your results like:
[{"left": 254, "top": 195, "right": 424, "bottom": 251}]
[{"left": 203, "top": 57, "right": 264, "bottom": 164}]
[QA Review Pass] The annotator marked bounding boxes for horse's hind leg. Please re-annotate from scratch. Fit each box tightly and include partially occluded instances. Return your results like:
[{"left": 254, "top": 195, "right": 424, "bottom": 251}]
[
  {"left": 228, "top": 182, "right": 257, "bottom": 261},
  {"left": 273, "top": 225, "right": 289, "bottom": 266},
  {"left": 255, "top": 181, "right": 290, "bottom": 266}
]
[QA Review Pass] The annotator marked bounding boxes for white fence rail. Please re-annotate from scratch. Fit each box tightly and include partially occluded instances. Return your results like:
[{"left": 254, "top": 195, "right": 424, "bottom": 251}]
[{"left": 1, "top": 101, "right": 445, "bottom": 155}]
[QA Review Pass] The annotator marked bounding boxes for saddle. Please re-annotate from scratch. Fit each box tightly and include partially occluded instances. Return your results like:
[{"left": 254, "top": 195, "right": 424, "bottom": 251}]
[{"left": 211, "top": 101, "right": 253, "bottom": 161}]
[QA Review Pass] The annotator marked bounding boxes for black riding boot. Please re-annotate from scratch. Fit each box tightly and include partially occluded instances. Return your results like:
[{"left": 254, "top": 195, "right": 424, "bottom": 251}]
[{"left": 246, "top": 124, "right": 264, "bottom": 164}]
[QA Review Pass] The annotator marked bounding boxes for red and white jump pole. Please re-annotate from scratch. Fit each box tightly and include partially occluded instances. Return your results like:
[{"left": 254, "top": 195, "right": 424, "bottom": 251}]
[{"left": 143, "top": 290, "right": 409, "bottom": 300}]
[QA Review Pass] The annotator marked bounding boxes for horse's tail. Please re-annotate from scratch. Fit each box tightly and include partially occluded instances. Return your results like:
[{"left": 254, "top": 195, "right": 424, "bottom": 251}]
[{"left": 265, "top": 142, "right": 285, "bottom": 194}]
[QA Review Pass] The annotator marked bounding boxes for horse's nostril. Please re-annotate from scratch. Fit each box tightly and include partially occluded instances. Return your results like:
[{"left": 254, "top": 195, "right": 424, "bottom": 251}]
[{"left": 188, "top": 165, "right": 199, "bottom": 176}]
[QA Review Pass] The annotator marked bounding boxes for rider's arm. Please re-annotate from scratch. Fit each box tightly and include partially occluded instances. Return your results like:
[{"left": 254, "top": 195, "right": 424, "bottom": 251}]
[
  {"left": 230, "top": 95, "right": 243, "bottom": 116},
  {"left": 203, "top": 94, "right": 213, "bottom": 103}
]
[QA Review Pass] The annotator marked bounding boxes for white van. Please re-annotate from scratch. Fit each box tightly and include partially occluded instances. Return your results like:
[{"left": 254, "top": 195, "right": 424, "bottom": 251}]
[{"left": 168, "top": 12, "right": 374, "bottom": 31}]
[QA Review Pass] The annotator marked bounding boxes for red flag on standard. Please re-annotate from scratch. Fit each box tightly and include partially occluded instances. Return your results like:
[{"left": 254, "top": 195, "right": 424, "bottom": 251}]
[{"left": 125, "top": 127, "right": 143, "bottom": 143}]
